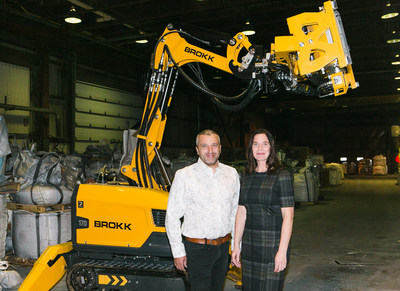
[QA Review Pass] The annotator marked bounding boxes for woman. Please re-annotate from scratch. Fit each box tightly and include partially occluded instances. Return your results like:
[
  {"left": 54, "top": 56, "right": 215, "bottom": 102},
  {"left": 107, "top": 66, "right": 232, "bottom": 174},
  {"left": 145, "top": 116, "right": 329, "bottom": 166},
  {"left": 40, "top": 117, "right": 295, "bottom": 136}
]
[{"left": 231, "top": 129, "right": 294, "bottom": 290}]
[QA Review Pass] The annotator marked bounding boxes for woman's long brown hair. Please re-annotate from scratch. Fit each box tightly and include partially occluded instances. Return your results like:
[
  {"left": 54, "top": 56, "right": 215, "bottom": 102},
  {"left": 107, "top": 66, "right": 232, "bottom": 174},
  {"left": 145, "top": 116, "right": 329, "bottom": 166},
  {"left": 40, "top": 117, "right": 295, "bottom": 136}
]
[{"left": 246, "top": 129, "right": 282, "bottom": 174}]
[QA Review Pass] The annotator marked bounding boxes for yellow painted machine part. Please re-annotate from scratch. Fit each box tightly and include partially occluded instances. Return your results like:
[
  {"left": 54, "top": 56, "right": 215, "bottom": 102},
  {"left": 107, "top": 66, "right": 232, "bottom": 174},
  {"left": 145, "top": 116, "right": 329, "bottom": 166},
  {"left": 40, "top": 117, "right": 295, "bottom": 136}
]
[
  {"left": 272, "top": 1, "right": 357, "bottom": 96},
  {"left": 75, "top": 184, "right": 168, "bottom": 247},
  {"left": 153, "top": 27, "right": 252, "bottom": 72},
  {"left": 274, "top": 1, "right": 345, "bottom": 74},
  {"left": 18, "top": 242, "right": 73, "bottom": 291},
  {"left": 98, "top": 274, "right": 128, "bottom": 286},
  {"left": 121, "top": 26, "right": 253, "bottom": 187}
]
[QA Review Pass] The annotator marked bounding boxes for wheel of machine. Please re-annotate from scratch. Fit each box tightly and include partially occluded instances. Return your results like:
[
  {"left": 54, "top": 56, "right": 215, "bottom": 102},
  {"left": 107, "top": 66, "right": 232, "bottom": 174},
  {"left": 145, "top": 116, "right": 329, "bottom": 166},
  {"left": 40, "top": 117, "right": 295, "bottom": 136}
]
[{"left": 66, "top": 265, "right": 98, "bottom": 291}]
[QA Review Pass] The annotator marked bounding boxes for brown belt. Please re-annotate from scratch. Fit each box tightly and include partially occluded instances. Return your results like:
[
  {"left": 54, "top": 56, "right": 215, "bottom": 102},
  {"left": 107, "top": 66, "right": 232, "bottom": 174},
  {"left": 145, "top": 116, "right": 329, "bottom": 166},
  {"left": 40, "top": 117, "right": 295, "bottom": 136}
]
[{"left": 184, "top": 234, "right": 231, "bottom": 246}]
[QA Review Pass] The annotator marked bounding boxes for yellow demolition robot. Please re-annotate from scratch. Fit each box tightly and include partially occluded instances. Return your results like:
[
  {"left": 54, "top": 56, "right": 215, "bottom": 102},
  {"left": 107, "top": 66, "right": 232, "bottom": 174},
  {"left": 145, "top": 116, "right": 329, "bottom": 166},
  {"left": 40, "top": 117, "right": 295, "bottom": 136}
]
[{"left": 20, "top": 1, "right": 357, "bottom": 290}]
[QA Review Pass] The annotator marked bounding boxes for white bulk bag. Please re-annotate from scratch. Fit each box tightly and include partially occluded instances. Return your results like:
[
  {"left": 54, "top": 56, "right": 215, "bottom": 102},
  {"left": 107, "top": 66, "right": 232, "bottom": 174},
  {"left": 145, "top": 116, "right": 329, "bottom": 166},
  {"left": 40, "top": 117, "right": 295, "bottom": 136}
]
[{"left": 12, "top": 210, "right": 71, "bottom": 259}]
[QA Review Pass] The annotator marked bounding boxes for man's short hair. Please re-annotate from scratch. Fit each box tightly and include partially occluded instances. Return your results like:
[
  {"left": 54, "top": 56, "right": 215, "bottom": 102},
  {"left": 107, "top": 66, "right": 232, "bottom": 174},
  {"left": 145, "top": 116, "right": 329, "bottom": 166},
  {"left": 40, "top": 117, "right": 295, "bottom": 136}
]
[{"left": 196, "top": 129, "right": 220, "bottom": 146}]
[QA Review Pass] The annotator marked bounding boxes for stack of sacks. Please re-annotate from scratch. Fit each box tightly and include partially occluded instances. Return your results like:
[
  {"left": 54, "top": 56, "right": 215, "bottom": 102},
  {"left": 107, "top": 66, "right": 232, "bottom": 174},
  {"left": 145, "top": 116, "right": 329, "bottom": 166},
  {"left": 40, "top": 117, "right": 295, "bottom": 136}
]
[
  {"left": 325, "top": 163, "right": 343, "bottom": 185},
  {"left": 372, "top": 155, "right": 387, "bottom": 175}
]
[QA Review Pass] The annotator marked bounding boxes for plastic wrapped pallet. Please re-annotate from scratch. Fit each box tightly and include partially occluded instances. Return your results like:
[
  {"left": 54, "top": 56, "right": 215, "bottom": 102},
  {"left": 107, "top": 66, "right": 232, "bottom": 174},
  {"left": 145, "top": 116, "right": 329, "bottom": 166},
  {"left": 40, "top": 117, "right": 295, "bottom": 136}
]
[
  {"left": 293, "top": 173, "right": 307, "bottom": 202},
  {"left": 12, "top": 210, "right": 71, "bottom": 259},
  {"left": 372, "top": 165, "right": 387, "bottom": 175},
  {"left": 373, "top": 155, "right": 387, "bottom": 166},
  {"left": 372, "top": 155, "right": 387, "bottom": 175},
  {"left": 293, "top": 168, "right": 316, "bottom": 202},
  {"left": 326, "top": 163, "right": 343, "bottom": 185}
]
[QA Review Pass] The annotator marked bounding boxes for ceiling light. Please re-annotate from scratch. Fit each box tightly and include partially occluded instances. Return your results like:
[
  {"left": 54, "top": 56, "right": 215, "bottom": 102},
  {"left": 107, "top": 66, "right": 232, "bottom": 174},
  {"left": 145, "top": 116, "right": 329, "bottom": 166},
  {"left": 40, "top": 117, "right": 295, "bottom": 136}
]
[
  {"left": 391, "top": 61, "right": 400, "bottom": 65},
  {"left": 243, "top": 29, "right": 256, "bottom": 36},
  {"left": 242, "top": 20, "right": 256, "bottom": 36},
  {"left": 381, "top": 2, "right": 399, "bottom": 19},
  {"left": 135, "top": 39, "right": 148, "bottom": 44},
  {"left": 395, "top": 76, "right": 400, "bottom": 80},
  {"left": 65, "top": 6, "right": 81, "bottom": 24},
  {"left": 397, "top": 88, "right": 400, "bottom": 91},
  {"left": 387, "top": 30, "right": 400, "bottom": 43}
]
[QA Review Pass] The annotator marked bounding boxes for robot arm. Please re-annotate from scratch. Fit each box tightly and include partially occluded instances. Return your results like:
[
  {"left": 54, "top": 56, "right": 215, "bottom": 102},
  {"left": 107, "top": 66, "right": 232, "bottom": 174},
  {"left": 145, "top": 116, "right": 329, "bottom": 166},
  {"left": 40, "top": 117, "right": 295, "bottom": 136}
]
[{"left": 121, "top": 0, "right": 357, "bottom": 190}]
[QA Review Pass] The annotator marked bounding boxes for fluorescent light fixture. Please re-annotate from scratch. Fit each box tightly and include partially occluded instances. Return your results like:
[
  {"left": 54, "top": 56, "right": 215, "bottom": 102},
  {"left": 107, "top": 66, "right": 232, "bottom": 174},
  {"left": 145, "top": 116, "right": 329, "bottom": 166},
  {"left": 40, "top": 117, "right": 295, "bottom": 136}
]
[
  {"left": 356, "top": 157, "right": 363, "bottom": 161},
  {"left": 135, "top": 39, "right": 148, "bottom": 44},
  {"left": 381, "top": 2, "right": 399, "bottom": 19},
  {"left": 65, "top": 6, "right": 82, "bottom": 24},
  {"left": 392, "top": 61, "right": 400, "bottom": 65},
  {"left": 243, "top": 29, "right": 256, "bottom": 36},
  {"left": 387, "top": 31, "right": 400, "bottom": 43},
  {"left": 395, "top": 76, "right": 400, "bottom": 80},
  {"left": 242, "top": 20, "right": 256, "bottom": 36},
  {"left": 340, "top": 157, "right": 347, "bottom": 162}
]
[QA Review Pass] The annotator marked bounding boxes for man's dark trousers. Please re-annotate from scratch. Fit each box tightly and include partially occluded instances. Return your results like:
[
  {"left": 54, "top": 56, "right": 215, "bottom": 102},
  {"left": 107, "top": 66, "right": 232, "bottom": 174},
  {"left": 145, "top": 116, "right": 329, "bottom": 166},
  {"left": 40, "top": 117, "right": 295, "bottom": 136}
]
[{"left": 184, "top": 240, "right": 230, "bottom": 291}]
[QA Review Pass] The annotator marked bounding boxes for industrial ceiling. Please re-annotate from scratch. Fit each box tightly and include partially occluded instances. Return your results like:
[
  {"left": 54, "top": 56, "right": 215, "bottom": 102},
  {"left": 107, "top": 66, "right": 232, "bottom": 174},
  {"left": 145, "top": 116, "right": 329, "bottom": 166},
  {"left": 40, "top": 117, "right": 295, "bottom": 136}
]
[{"left": 2, "top": 0, "right": 400, "bottom": 112}]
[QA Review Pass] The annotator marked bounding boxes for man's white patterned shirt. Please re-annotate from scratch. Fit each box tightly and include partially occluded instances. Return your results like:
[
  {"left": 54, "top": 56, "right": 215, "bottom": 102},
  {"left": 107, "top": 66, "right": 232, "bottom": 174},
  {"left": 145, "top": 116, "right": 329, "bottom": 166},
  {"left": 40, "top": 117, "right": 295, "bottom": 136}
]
[{"left": 166, "top": 158, "right": 240, "bottom": 258}]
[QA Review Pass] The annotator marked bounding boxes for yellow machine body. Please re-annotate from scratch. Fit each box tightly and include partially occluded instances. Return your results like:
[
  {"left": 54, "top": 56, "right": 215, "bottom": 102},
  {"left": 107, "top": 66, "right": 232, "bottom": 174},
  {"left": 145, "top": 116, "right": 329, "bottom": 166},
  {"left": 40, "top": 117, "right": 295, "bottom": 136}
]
[{"left": 73, "top": 184, "right": 168, "bottom": 250}]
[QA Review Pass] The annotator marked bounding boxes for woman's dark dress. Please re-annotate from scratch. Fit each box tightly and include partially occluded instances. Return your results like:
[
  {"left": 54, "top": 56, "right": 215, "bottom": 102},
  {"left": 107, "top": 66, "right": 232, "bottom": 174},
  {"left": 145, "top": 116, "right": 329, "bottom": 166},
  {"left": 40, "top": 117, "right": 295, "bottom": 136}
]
[{"left": 239, "top": 169, "right": 294, "bottom": 290}]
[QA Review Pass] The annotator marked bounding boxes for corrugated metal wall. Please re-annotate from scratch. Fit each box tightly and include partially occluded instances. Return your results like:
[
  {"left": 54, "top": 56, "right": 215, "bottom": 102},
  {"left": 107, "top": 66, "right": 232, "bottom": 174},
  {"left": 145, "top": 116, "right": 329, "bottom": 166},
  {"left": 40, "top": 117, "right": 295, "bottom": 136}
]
[
  {"left": 0, "top": 61, "right": 144, "bottom": 154},
  {"left": 0, "top": 61, "right": 30, "bottom": 144},
  {"left": 74, "top": 81, "right": 142, "bottom": 153}
]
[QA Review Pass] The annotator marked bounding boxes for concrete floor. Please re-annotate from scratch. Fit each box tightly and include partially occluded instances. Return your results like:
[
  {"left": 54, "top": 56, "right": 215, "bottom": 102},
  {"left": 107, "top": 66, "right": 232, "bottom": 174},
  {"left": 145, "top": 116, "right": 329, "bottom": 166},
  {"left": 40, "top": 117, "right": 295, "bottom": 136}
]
[{"left": 5, "top": 175, "right": 400, "bottom": 290}]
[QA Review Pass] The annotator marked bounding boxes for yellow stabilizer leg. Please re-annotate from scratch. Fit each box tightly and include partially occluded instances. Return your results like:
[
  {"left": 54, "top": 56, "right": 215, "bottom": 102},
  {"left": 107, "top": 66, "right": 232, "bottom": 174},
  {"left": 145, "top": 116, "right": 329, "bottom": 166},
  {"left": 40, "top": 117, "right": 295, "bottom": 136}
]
[{"left": 19, "top": 241, "right": 73, "bottom": 291}]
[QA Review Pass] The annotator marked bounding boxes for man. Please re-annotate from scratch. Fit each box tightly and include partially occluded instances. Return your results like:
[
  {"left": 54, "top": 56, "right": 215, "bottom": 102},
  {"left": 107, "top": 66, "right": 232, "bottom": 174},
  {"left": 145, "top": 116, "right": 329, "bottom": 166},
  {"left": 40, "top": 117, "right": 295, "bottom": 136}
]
[{"left": 166, "top": 129, "right": 240, "bottom": 291}]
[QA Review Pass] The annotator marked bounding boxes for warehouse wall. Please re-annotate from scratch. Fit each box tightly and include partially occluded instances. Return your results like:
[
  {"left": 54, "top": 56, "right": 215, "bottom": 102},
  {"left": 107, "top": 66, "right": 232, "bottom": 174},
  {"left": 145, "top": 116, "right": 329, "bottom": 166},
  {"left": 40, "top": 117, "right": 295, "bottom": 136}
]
[
  {"left": 74, "top": 81, "right": 142, "bottom": 153},
  {"left": 0, "top": 62, "right": 31, "bottom": 145}
]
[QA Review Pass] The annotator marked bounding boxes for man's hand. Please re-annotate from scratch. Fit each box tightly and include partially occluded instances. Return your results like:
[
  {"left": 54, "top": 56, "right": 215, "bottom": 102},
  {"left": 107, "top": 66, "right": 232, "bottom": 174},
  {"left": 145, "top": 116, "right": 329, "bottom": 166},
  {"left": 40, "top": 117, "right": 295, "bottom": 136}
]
[{"left": 174, "top": 256, "right": 187, "bottom": 271}]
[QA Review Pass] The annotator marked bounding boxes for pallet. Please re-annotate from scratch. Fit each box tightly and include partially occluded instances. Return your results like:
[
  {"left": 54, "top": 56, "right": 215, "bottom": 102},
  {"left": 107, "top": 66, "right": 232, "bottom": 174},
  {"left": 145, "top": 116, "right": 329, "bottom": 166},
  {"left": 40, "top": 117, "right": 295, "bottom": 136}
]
[
  {"left": 7, "top": 203, "right": 71, "bottom": 213},
  {"left": 0, "top": 182, "right": 20, "bottom": 194},
  {"left": 4, "top": 254, "right": 35, "bottom": 267}
]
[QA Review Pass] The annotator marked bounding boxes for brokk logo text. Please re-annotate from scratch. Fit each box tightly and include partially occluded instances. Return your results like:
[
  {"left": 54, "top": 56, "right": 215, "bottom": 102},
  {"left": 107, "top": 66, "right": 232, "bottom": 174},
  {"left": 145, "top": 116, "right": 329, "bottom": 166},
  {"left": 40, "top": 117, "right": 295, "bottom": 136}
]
[
  {"left": 94, "top": 221, "right": 132, "bottom": 230},
  {"left": 184, "top": 47, "right": 214, "bottom": 62}
]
